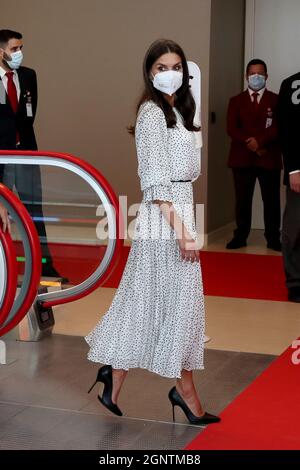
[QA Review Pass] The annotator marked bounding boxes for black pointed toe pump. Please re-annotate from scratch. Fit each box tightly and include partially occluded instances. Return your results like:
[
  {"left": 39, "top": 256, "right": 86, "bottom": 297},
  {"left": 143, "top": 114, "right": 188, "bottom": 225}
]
[
  {"left": 168, "top": 386, "right": 220, "bottom": 425},
  {"left": 88, "top": 365, "right": 123, "bottom": 417}
]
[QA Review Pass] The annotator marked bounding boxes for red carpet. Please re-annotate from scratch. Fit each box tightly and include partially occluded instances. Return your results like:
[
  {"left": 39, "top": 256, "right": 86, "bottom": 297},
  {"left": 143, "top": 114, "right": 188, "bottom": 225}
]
[
  {"left": 185, "top": 339, "right": 300, "bottom": 450},
  {"left": 15, "top": 242, "right": 287, "bottom": 301},
  {"left": 200, "top": 251, "right": 287, "bottom": 301}
]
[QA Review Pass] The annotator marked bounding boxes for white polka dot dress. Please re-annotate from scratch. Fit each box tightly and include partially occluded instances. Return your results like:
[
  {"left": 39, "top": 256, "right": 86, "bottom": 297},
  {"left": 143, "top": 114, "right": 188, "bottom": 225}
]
[{"left": 85, "top": 100, "right": 205, "bottom": 378}]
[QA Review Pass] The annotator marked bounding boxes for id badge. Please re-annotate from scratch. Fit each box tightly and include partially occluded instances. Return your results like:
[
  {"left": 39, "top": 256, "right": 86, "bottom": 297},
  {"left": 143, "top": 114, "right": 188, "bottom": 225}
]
[
  {"left": 266, "top": 117, "right": 272, "bottom": 128},
  {"left": 26, "top": 102, "right": 33, "bottom": 117},
  {"left": 266, "top": 108, "right": 273, "bottom": 128}
]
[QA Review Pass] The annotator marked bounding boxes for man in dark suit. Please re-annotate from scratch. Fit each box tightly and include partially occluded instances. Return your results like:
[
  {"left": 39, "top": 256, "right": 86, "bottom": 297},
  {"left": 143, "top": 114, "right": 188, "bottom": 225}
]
[
  {"left": 0, "top": 29, "right": 61, "bottom": 277},
  {"left": 226, "top": 59, "right": 282, "bottom": 251},
  {"left": 278, "top": 73, "right": 300, "bottom": 302}
]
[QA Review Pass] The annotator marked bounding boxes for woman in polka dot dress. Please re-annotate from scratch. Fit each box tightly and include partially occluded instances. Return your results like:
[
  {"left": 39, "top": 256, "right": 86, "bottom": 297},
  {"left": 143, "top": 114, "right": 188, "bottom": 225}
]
[{"left": 85, "top": 39, "right": 220, "bottom": 426}]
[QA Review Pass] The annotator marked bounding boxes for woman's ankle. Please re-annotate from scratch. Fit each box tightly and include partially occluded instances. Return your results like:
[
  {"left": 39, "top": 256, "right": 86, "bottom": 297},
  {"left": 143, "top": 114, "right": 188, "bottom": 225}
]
[
  {"left": 112, "top": 369, "right": 128, "bottom": 402},
  {"left": 112, "top": 368, "right": 128, "bottom": 378},
  {"left": 176, "top": 378, "right": 194, "bottom": 395}
]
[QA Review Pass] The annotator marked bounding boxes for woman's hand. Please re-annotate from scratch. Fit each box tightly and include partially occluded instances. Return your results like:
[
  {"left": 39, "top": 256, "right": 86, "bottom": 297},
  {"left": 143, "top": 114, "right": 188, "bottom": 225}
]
[
  {"left": 0, "top": 203, "right": 11, "bottom": 234},
  {"left": 178, "top": 236, "right": 200, "bottom": 262},
  {"left": 154, "top": 200, "right": 201, "bottom": 262}
]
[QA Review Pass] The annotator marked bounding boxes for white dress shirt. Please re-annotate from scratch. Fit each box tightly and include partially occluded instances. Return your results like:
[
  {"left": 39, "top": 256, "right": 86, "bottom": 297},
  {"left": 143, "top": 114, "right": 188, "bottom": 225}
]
[{"left": 0, "top": 66, "right": 21, "bottom": 100}]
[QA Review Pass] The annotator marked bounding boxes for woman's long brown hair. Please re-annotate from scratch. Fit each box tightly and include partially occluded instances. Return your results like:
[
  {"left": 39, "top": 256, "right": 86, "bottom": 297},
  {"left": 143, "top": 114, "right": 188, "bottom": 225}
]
[{"left": 128, "top": 39, "right": 201, "bottom": 135}]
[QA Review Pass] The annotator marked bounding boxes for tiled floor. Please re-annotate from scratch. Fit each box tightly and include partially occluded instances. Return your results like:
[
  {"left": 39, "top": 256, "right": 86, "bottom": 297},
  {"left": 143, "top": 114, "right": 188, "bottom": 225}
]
[
  {"left": 0, "top": 227, "right": 295, "bottom": 449},
  {"left": 52, "top": 228, "right": 299, "bottom": 356},
  {"left": 53, "top": 288, "right": 300, "bottom": 356},
  {"left": 0, "top": 335, "right": 275, "bottom": 450}
]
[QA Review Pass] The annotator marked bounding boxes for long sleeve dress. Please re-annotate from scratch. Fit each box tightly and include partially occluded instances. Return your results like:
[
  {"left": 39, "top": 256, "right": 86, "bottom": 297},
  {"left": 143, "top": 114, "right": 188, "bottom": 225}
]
[{"left": 85, "top": 100, "right": 205, "bottom": 379}]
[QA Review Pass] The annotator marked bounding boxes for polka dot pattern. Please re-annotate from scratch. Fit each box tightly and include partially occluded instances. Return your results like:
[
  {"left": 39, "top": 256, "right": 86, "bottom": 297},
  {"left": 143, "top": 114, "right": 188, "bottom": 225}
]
[{"left": 85, "top": 100, "right": 205, "bottom": 378}]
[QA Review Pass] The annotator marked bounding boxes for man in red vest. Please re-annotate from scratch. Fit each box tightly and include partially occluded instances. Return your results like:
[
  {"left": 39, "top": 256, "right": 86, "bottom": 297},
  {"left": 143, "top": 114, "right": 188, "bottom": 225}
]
[{"left": 226, "top": 59, "right": 282, "bottom": 251}]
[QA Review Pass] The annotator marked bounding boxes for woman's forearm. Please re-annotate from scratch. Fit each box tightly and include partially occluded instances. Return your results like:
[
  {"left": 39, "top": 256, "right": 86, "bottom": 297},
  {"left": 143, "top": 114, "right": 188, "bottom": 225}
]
[{"left": 152, "top": 200, "right": 194, "bottom": 242}]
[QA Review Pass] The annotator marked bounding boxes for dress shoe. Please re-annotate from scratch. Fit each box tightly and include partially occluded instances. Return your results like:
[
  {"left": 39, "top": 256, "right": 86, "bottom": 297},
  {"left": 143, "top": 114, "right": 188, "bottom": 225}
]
[
  {"left": 226, "top": 238, "right": 247, "bottom": 249},
  {"left": 88, "top": 365, "right": 123, "bottom": 416},
  {"left": 288, "top": 287, "right": 300, "bottom": 303},
  {"left": 168, "top": 386, "right": 220, "bottom": 425},
  {"left": 267, "top": 241, "right": 282, "bottom": 252}
]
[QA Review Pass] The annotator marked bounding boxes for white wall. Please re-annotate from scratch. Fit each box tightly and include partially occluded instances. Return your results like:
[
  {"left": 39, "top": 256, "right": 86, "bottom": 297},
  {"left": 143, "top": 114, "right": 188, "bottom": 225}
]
[
  {"left": 245, "top": 0, "right": 300, "bottom": 228},
  {"left": 1, "top": 0, "right": 212, "bottom": 225}
]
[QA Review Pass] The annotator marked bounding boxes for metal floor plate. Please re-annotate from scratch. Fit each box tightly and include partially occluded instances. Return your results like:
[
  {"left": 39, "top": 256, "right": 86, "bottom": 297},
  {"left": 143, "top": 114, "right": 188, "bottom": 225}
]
[{"left": 0, "top": 334, "right": 275, "bottom": 450}]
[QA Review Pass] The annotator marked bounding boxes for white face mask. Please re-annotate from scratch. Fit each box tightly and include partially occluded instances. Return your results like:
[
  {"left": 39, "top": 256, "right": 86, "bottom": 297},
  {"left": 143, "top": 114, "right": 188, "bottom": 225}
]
[
  {"left": 7, "top": 50, "right": 23, "bottom": 70},
  {"left": 248, "top": 73, "right": 266, "bottom": 91},
  {"left": 152, "top": 70, "right": 183, "bottom": 96}
]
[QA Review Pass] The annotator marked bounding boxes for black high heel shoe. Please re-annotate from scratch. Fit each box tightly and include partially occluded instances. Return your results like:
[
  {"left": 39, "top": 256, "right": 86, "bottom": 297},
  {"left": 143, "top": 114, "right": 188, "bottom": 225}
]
[
  {"left": 168, "top": 386, "right": 220, "bottom": 425},
  {"left": 88, "top": 365, "right": 123, "bottom": 417}
]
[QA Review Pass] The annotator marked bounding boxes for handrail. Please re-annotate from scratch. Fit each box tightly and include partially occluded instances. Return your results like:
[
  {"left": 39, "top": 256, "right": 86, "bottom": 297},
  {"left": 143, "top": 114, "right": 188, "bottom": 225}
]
[
  {"left": 0, "top": 184, "right": 42, "bottom": 336},
  {"left": 0, "top": 151, "right": 124, "bottom": 311},
  {"left": 0, "top": 218, "right": 18, "bottom": 326}
]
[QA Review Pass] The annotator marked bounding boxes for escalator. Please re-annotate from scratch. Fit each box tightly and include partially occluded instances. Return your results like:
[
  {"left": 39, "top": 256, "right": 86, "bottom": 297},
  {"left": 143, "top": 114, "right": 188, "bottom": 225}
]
[{"left": 0, "top": 151, "right": 124, "bottom": 344}]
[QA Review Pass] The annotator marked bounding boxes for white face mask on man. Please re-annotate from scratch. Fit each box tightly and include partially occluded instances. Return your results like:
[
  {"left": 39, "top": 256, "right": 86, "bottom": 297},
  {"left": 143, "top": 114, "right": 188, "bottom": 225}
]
[
  {"left": 248, "top": 73, "right": 266, "bottom": 91},
  {"left": 6, "top": 50, "right": 23, "bottom": 70},
  {"left": 151, "top": 70, "right": 183, "bottom": 96}
]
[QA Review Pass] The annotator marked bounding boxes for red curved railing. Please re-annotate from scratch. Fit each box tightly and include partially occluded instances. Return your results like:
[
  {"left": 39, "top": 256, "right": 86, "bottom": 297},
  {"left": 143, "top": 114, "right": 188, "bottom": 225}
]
[
  {"left": 0, "top": 220, "right": 18, "bottom": 326},
  {"left": 0, "top": 184, "right": 42, "bottom": 336},
  {"left": 0, "top": 151, "right": 124, "bottom": 310}
]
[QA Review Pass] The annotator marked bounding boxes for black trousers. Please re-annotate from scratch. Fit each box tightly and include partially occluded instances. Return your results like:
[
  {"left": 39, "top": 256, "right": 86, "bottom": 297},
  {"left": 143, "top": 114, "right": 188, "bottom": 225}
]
[
  {"left": 282, "top": 186, "right": 300, "bottom": 288},
  {"left": 232, "top": 167, "right": 281, "bottom": 243}
]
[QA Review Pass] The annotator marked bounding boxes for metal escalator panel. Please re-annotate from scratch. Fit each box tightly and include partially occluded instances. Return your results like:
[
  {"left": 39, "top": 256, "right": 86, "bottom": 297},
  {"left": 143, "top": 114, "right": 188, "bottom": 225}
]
[
  {"left": 0, "top": 238, "right": 6, "bottom": 308},
  {"left": 0, "top": 183, "right": 41, "bottom": 336},
  {"left": 0, "top": 216, "right": 18, "bottom": 325},
  {"left": 0, "top": 151, "right": 124, "bottom": 311}
]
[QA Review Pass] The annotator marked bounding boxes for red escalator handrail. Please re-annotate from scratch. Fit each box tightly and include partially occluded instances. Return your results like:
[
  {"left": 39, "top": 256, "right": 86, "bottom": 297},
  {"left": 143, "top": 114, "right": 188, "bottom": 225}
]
[
  {"left": 0, "top": 151, "right": 124, "bottom": 309},
  {"left": 0, "top": 220, "right": 18, "bottom": 326},
  {"left": 0, "top": 184, "right": 42, "bottom": 336}
]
